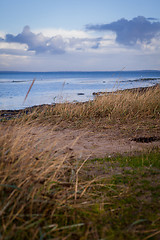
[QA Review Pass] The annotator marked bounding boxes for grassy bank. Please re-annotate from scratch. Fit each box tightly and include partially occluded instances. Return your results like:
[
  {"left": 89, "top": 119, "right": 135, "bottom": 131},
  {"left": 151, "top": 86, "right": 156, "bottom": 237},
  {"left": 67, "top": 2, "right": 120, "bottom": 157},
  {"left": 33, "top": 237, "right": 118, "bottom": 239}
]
[
  {"left": 0, "top": 86, "right": 160, "bottom": 239},
  {"left": 24, "top": 84, "right": 160, "bottom": 125}
]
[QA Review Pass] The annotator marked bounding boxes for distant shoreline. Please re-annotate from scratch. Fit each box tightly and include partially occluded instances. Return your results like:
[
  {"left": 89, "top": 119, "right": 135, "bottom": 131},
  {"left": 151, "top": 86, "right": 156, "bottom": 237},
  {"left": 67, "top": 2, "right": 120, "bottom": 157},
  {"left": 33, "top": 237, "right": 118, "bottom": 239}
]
[
  {"left": 1, "top": 70, "right": 160, "bottom": 74},
  {"left": 93, "top": 83, "right": 160, "bottom": 96}
]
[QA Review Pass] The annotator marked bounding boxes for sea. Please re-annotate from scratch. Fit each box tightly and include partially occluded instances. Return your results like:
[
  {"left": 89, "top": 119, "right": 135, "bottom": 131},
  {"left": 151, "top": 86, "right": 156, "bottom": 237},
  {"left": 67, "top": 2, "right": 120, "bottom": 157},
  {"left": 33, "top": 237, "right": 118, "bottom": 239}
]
[{"left": 0, "top": 71, "right": 160, "bottom": 110}]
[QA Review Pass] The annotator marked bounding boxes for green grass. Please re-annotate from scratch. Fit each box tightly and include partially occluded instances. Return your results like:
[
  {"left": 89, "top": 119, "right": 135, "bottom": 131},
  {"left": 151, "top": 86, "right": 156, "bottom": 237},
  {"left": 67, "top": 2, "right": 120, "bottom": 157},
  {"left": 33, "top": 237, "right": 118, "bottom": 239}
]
[
  {"left": 92, "top": 150, "right": 160, "bottom": 168},
  {"left": 117, "top": 151, "right": 160, "bottom": 168}
]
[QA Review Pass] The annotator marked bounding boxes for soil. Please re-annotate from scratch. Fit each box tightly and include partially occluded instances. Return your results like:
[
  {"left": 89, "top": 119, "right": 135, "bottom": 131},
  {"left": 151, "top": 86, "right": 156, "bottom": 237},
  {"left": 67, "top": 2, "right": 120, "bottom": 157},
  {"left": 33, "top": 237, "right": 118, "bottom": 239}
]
[
  {"left": 34, "top": 124, "right": 160, "bottom": 160},
  {"left": 2, "top": 120, "right": 158, "bottom": 160}
]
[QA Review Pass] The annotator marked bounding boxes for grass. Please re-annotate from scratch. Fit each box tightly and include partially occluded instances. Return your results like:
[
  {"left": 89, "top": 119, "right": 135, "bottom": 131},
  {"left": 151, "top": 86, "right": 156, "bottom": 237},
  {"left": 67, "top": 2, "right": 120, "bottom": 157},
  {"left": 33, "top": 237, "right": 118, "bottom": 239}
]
[
  {"left": 93, "top": 150, "right": 160, "bottom": 168},
  {"left": 0, "top": 86, "right": 160, "bottom": 239},
  {"left": 0, "top": 144, "right": 160, "bottom": 239},
  {"left": 53, "top": 85, "right": 160, "bottom": 122},
  {"left": 9, "top": 84, "right": 159, "bottom": 127}
]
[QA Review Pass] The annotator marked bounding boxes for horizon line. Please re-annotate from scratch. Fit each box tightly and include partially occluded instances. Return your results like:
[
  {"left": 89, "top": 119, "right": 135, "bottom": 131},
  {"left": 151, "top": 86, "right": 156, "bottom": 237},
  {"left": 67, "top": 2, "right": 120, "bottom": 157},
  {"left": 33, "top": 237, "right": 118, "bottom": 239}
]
[{"left": 0, "top": 69, "right": 160, "bottom": 73}]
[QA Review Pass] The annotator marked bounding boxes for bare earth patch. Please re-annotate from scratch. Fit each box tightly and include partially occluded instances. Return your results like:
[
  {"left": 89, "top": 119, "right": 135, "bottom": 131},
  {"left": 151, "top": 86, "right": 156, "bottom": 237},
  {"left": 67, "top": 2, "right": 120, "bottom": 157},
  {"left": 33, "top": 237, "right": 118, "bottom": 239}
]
[
  {"left": 50, "top": 127, "right": 160, "bottom": 159},
  {"left": 3, "top": 121, "right": 158, "bottom": 160}
]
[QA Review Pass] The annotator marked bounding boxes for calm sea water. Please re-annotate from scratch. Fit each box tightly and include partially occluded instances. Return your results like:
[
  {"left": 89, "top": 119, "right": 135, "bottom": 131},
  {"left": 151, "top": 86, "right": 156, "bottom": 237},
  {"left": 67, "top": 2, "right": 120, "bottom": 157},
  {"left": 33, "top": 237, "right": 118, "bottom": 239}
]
[{"left": 0, "top": 71, "right": 160, "bottom": 110}]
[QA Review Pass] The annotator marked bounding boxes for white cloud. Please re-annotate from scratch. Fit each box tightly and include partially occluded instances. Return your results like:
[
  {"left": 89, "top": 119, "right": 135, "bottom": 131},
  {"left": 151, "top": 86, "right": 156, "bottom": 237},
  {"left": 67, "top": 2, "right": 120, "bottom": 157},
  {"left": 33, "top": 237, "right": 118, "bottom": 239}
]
[
  {"left": 0, "top": 31, "right": 5, "bottom": 39},
  {"left": 0, "top": 42, "right": 35, "bottom": 56},
  {"left": 0, "top": 42, "right": 28, "bottom": 50},
  {"left": 33, "top": 28, "right": 91, "bottom": 39},
  {"left": 138, "top": 36, "right": 160, "bottom": 52},
  {"left": 33, "top": 28, "right": 117, "bottom": 53}
]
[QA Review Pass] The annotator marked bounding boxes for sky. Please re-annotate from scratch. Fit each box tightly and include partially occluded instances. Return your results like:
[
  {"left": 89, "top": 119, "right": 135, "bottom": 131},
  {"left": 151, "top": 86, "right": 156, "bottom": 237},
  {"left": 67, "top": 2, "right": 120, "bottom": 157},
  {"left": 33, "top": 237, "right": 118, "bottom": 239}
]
[{"left": 0, "top": 0, "right": 160, "bottom": 71}]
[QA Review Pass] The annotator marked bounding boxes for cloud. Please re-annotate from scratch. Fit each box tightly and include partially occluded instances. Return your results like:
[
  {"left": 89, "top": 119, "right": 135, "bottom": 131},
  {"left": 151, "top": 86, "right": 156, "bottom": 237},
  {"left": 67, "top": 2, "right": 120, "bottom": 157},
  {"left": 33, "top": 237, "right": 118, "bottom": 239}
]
[
  {"left": 147, "top": 17, "right": 158, "bottom": 21},
  {"left": 1, "top": 20, "right": 160, "bottom": 71},
  {"left": 86, "top": 16, "right": 160, "bottom": 46},
  {"left": 2, "top": 26, "right": 103, "bottom": 55},
  {"left": 65, "top": 36, "right": 103, "bottom": 52},
  {"left": 0, "top": 42, "right": 31, "bottom": 56},
  {"left": 0, "top": 31, "right": 6, "bottom": 39},
  {"left": 33, "top": 28, "right": 90, "bottom": 39},
  {"left": 5, "top": 26, "right": 66, "bottom": 54}
]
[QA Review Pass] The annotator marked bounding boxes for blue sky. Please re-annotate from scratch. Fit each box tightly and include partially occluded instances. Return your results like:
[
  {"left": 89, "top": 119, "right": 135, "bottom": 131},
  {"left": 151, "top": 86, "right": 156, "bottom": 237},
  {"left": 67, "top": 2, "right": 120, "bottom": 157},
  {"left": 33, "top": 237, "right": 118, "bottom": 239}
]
[{"left": 0, "top": 0, "right": 160, "bottom": 71}]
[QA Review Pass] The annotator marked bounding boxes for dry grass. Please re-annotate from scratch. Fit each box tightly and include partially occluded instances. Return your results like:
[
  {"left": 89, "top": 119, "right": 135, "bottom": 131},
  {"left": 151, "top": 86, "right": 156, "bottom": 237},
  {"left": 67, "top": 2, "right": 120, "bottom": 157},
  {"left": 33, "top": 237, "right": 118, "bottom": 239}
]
[
  {"left": 0, "top": 123, "right": 160, "bottom": 239},
  {"left": 0, "top": 123, "right": 96, "bottom": 239},
  {"left": 16, "top": 84, "right": 160, "bottom": 127},
  {"left": 54, "top": 85, "right": 160, "bottom": 120},
  {"left": 0, "top": 86, "right": 160, "bottom": 239}
]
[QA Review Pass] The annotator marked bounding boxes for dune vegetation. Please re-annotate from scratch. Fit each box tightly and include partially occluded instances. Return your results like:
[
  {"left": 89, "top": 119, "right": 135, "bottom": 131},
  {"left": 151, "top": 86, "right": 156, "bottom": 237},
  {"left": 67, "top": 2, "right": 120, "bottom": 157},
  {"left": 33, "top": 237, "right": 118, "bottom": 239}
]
[{"left": 18, "top": 84, "right": 160, "bottom": 125}]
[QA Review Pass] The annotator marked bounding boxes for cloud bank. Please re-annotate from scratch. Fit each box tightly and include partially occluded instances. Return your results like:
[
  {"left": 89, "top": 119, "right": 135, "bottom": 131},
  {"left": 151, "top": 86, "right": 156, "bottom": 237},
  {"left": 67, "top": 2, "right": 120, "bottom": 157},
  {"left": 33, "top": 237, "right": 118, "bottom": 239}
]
[
  {"left": 1, "top": 16, "right": 160, "bottom": 57},
  {"left": 0, "top": 16, "right": 160, "bottom": 71},
  {"left": 1, "top": 25, "right": 102, "bottom": 55},
  {"left": 86, "top": 16, "right": 160, "bottom": 46}
]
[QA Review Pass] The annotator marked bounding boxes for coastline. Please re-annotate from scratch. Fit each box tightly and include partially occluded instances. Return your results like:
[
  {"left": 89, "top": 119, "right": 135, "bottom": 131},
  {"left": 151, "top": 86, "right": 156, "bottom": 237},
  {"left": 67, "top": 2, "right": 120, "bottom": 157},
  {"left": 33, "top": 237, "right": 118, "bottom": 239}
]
[
  {"left": 1, "top": 71, "right": 160, "bottom": 111},
  {"left": 1, "top": 83, "right": 159, "bottom": 121},
  {"left": 93, "top": 83, "right": 160, "bottom": 96}
]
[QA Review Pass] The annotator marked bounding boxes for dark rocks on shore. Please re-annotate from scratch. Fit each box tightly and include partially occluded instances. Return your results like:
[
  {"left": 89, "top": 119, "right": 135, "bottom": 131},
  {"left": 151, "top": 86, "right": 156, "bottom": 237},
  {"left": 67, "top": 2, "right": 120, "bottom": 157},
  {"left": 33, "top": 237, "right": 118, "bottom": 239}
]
[
  {"left": 0, "top": 104, "right": 51, "bottom": 121},
  {"left": 0, "top": 110, "right": 21, "bottom": 121},
  {"left": 140, "top": 77, "right": 160, "bottom": 81},
  {"left": 121, "top": 77, "right": 160, "bottom": 83}
]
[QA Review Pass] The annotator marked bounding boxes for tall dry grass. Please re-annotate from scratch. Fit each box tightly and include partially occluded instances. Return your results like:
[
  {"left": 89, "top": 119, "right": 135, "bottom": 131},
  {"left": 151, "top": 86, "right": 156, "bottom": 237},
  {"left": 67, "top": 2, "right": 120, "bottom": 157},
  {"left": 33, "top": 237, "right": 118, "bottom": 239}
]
[
  {"left": 0, "top": 123, "right": 95, "bottom": 239},
  {"left": 55, "top": 85, "right": 160, "bottom": 120},
  {"left": 20, "top": 85, "right": 160, "bottom": 125}
]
